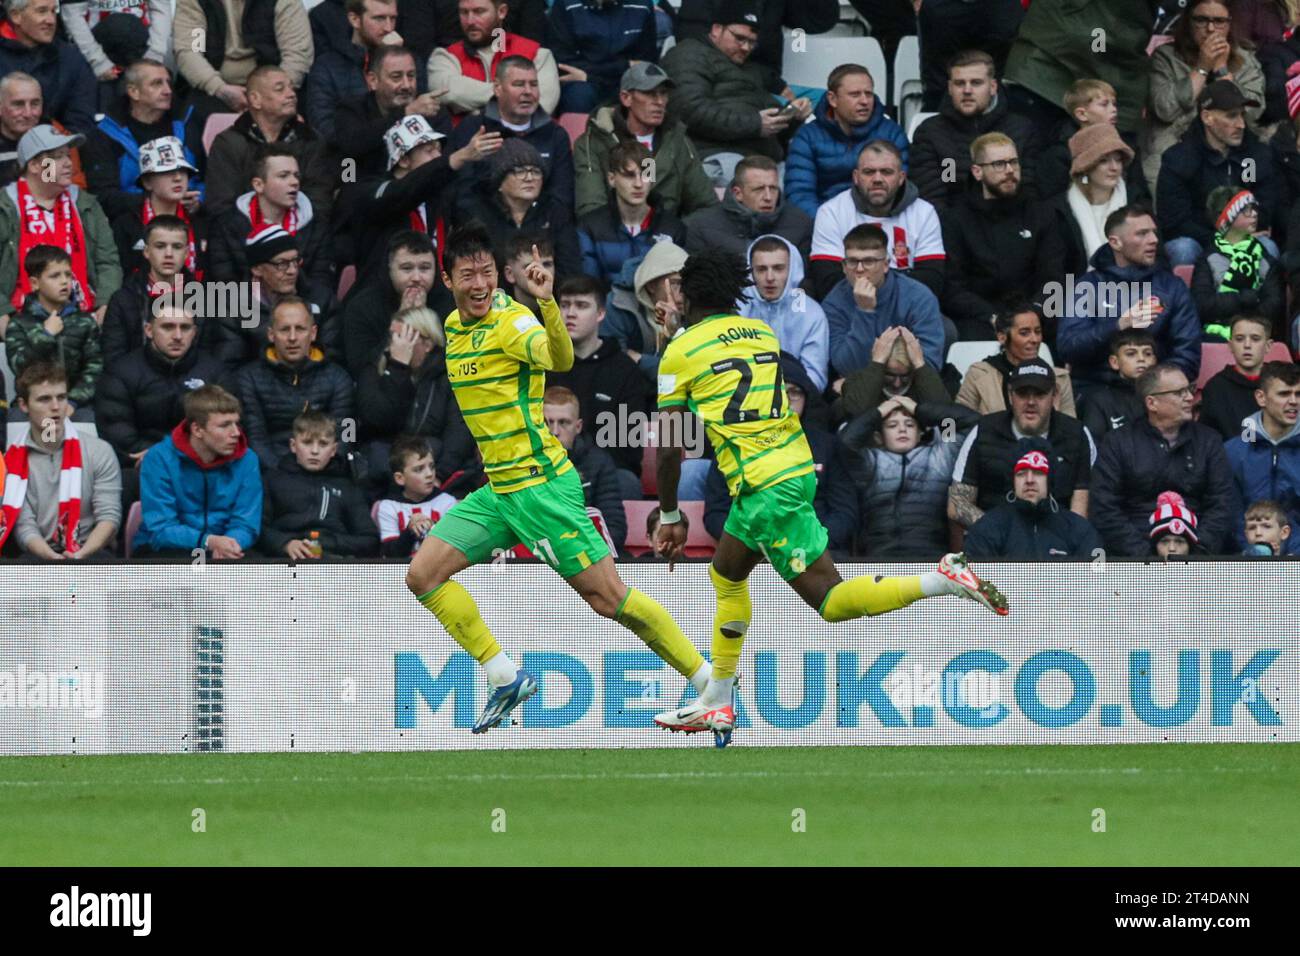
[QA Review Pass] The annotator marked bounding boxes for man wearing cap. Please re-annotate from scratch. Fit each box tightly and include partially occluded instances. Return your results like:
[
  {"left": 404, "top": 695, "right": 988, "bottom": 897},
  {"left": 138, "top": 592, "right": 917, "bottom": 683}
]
[
  {"left": 445, "top": 54, "right": 574, "bottom": 209},
  {"left": 208, "top": 145, "right": 333, "bottom": 290},
  {"left": 573, "top": 60, "right": 717, "bottom": 219},
  {"left": 206, "top": 66, "right": 336, "bottom": 221},
  {"left": 673, "top": 0, "right": 838, "bottom": 81},
  {"left": 110, "top": 135, "right": 207, "bottom": 275},
  {"left": 0, "top": 123, "right": 121, "bottom": 322},
  {"left": 331, "top": 44, "right": 450, "bottom": 180},
  {"left": 1090, "top": 362, "right": 1234, "bottom": 555},
  {"left": 0, "top": 0, "right": 97, "bottom": 136},
  {"left": 949, "top": 358, "right": 1095, "bottom": 531},
  {"left": 451, "top": 135, "right": 582, "bottom": 277},
  {"left": 82, "top": 59, "right": 204, "bottom": 224},
  {"left": 343, "top": 113, "right": 500, "bottom": 290},
  {"left": 1156, "top": 79, "right": 1281, "bottom": 268},
  {"left": 963, "top": 441, "right": 1103, "bottom": 560},
  {"left": 544, "top": 0, "right": 656, "bottom": 116},
  {"left": 428, "top": 0, "right": 561, "bottom": 118},
  {"left": 661, "top": 0, "right": 811, "bottom": 179},
  {"left": 941, "top": 131, "right": 1066, "bottom": 342}
]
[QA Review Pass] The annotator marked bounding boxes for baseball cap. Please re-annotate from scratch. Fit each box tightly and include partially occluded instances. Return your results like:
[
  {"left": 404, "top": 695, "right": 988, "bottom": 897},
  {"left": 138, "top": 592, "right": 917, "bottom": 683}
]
[
  {"left": 384, "top": 115, "right": 446, "bottom": 169},
  {"left": 1006, "top": 359, "right": 1055, "bottom": 393},
  {"left": 1197, "top": 79, "right": 1260, "bottom": 113},
  {"left": 137, "top": 136, "right": 198, "bottom": 187},
  {"left": 17, "top": 124, "right": 86, "bottom": 168},
  {"left": 713, "top": 0, "right": 760, "bottom": 29},
  {"left": 621, "top": 61, "right": 673, "bottom": 93}
]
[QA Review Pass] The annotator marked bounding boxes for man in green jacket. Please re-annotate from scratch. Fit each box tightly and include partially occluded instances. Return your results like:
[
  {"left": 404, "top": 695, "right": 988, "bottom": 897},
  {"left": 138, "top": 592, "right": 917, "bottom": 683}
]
[
  {"left": 1004, "top": 0, "right": 1158, "bottom": 135},
  {"left": 0, "top": 124, "right": 121, "bottom": 324},
  {"left": 661, "top": 0, "right": 810, "bottom": 185},
  {"left": 573, "top": 62, "right": 719, "bottom": 219}
]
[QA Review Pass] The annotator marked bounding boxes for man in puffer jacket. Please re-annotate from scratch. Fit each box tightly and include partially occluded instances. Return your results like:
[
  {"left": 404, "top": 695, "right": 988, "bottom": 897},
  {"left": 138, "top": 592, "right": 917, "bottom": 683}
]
[
  {"left": 736, "top": 233, "right": 827, "bottom": 391},
  {"left": 964, "top": 442, "right": 1103, "bottom": 560},
  {"left": 231, "top": 299, "right": 355, "bottom": 471},
  {"left": 785, "top": 64, "right": 908, "bottom": 218},
  {"left": 828, "top": 391, "right": 979, "bottom": 558}
]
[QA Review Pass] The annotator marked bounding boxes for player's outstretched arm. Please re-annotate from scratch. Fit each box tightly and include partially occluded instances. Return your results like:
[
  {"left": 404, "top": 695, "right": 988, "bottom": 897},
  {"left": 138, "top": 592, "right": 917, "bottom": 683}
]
[{"left": 518, "top": 244, "right": 574, "bottom": 372}]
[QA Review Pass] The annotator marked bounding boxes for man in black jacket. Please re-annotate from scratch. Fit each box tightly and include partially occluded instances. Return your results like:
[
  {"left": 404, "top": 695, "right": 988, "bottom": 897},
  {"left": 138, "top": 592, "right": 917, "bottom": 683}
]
[
  {"left": 674, "top": 0, "right": 837, "bottom": 79},
  {"left": 331, "top": 44, "right": 449, "bottom": 179},
  {"left": 1199, "top": 315, "right": 1274, "bottom": 441},
  {"left": 205, "top": 66, "right": 336, "bottom": 219},
  {"left": 682, "top": 154, "right": 811, "bottom": 260},
  {"left": 232, "top": 296, "right": 356, "bottom": 470},
  {"left": 941, "top": 132, "right": 1065, "bottom": 341},
  {"left": 964, "top": 441, "right": 1103, "bottom": 560},
  {"left": 543, "top": 385, "right": 628, "bottom": 553},
  {"left": 103, "top": 214, "right": 192, "bottom": 366},
  {"left": 305, "top": 0, "right": 407, "bottom": 143},
  {"left": 342, "top": 229, "right": 441, "bottom": 378},
  {"left": 910, "top": 49, "right": 1040, "bottom": 212},
  {"left": 0, "top": 0, "right": 96, "bottom": 135},
  {"left": 94, "top": 302, "right": 225, "bottom": 502},
  {"left": 545, "top": 274, "right": 647, "bottom": 495},
  {"left": 1090, "top": 363, "right": 1235, "bottom": 555},
  {"left": 949, "top": 359, "right": 1095, "bottom": 530},
  {"left": 1156, "top": 81, "right": 1281, "bottom": 268},
  {"left": 1077, "top": 328, "right": 1153, "bottom": 439}
]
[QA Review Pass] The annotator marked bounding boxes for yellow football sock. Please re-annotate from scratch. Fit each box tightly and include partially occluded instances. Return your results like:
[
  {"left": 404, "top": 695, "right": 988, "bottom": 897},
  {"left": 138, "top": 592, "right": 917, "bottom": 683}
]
[
  {"left": 819, "top": 574, "right": 925, "bottom": 623},
  {"left": 418, "top": 581, "right": 503, "bottom": 665},
  {"left": 615, "top": 587, "right": 706, "bottom": 679},
  {"left": 709, "top": 564, "right": 750, "bottom": 681}
]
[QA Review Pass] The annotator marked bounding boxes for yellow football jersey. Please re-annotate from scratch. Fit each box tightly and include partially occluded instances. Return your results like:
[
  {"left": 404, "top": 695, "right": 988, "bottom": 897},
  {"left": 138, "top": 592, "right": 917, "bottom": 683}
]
[
  {"left": 444, "top": 290, "right": 572, "bottom": 492},
  {"left": 657, "top": 313, "right": 814, "bottom": 496}
]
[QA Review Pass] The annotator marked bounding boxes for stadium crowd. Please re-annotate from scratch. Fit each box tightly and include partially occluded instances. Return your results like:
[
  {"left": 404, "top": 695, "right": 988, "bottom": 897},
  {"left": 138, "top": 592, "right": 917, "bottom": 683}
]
[{"left": 0, "top": 0, "right": 1298, "bottom": 562}]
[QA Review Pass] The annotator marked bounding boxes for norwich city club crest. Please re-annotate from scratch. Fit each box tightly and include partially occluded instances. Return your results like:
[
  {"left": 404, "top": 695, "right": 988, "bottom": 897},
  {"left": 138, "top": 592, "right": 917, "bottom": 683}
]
[{"left": 471, "top": 330, "right": 486, "bottom": 349}]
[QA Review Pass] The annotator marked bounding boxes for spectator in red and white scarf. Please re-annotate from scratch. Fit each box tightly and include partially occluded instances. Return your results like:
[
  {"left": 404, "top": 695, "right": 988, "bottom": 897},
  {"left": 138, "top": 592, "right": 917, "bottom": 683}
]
[
  {"left": 207, "top": 144, "right": 334, "bottom": 289},
  {"left": 0, "top": 360, "right": 121, "bottom": 560},
  {"left": 109, "top": 134, "right": 206, "bottom": 277},
  {"left": 0, "top": 123, "right": 122, "bottom": 325}
]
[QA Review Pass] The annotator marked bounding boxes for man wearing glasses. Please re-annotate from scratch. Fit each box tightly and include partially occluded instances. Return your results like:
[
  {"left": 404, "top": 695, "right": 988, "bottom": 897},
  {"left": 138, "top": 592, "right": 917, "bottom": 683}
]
[
  {"left": 1089, "top": 362, "right": 1234, "bottom": 556},
  {"left": 662, "top": 0, "right": 811, "bottom": 187},
  {"left": 941, "top": 131, "right": 1065, "bottom": 343}
]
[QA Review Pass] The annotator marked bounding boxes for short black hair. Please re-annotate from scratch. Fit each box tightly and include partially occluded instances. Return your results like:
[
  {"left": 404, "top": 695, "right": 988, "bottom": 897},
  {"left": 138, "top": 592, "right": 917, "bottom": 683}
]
[
  {"left": 994, "top": 301, "right": 1041, "bottom": 337},
  {"left": 23, "top": 244, "right": 71, "bottom": 280},
  {"left": 681, "top": 249, "right": 749, "bottom": 316},
  {"left": 386, "top": 229, "right": 434, "bottom": 264},
  {"left": 252, "top": 143, "right": 297, "bottom": 183},
  {"left": 503, "top": 231, "right": 553, "bottom": 263},
  {"left": 443, "top": 221, "right": 496, "bottom": 272},
  {"left": 556, "top": 274, "right": 606, "bottom": 309},
  {"left": 1259, "top": 360, "right": 1300, "bottom": 391},
  {"left": 843, "top": 223, "right": 887, "bottom": 252},
  {"left": 1109, "top": 328, "right": 1156, "bottom": 355},
  {"left": 142, "top": 213, "right": 190, "bottom": 244},
  {"left": 368, "top": 44, "right": 415, "bottom": 76},
  {"left": 389, "top": 435, "right": 433, "bottom": 474},
  {"left": 1103, "top": 203, "right": 1156, "bottom": 237}
]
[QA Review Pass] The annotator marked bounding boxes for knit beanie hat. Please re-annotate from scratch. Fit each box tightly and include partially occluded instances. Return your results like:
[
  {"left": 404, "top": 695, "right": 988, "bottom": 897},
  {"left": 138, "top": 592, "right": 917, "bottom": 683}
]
[
  {"left": 246, "top": 225, "right": 299, "bottom": 266},
  {"left": 1149, "top": 491, "right": 1199, "bottom": 543},
  {"left": 1207, "top": 186, "right": 1257, "bottom": 235},
  {"left": 1068, "top": 123, "right": 1134, "bottom": 177},
  {"left": 489, "top": 138, "right": 544, "bottom": 189}
]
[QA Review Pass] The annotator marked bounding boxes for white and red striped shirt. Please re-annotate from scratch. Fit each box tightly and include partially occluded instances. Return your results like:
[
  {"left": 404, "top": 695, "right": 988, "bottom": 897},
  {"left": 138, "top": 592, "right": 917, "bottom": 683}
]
[
  {"left": 377, "top": 491, "right": 458, "bottom": 554},
  {"left": 810, "top": 187, "right": 946, "bottom": 270}
]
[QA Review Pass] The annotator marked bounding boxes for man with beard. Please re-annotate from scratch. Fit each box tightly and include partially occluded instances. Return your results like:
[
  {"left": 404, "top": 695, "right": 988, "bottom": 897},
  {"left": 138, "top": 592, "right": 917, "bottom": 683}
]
[
  {"left": 428, "top": 0, "right": 560, "bottom": 118},
  {"left": 941, "top": 133, "right": 1065, "bottom": 342},
  {"left": 306, "top": 0, "right": 413, "bottom": 143}
]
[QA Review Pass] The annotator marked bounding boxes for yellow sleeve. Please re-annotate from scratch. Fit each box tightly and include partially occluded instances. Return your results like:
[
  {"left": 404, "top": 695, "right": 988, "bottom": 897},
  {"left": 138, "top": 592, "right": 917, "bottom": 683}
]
[
  {"left": 656, "top": 341, "right": 690, "bottom": 409},
  {"left": 498, "top": 305, "right": 548, "bottom": 364}
]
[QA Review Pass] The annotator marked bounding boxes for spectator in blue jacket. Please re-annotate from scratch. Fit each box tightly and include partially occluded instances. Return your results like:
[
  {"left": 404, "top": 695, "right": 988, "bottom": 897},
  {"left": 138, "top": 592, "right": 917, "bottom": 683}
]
[
  {"left": 738, "top": 233, "right": 828, "bottom": 392},
  {"left": 577, "top": 139, "right": 685, "bottom": 286},
  {"left": 1054, "top": 205, "right": 1201, "bottom": 400},
  {"left": 822, "top": 223, "right": 945, "bottom": 380},
  {"left": 1224, "top": 360, "right": 1300, "bottom": 554},
  {"left": 135, "top": 384, "right": 262, "bottom": 559},
  {"left": 0, "top": 0, "right": 97, "bottom": 135},
  {"left": 784, "top": 63, "right": 908, "bottom": 219},
  {"left": 305, "top": 0, "right": 405, "bottom": 143},
  {"left": 546, "top": 0, "right": 658, "bottom": 115}
]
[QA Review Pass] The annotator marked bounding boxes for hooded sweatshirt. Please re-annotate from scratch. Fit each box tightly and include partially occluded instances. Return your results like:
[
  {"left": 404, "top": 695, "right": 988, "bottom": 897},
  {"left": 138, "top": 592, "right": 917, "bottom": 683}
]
[
  {"left": 738, "top": 233, "right": 829, "bottom": 392},
  {"left": 602, "top": 240, "right": 689, "bottom": 383},
  {"left": 1224, "top": 410, "right": 1300, "bottom": 554},
  {"left": 136, "top": 420, "right": 262, "bottom": 552}
]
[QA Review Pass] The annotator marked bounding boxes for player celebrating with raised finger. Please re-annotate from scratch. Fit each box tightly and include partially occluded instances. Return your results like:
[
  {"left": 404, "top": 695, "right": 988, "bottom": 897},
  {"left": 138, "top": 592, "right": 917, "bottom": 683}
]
[
  {"left": 404, "top": 224, "right": 713, "bottom": 733},
  {"left": 652, "top": 249, "right": 1010, "bottom": 746}
]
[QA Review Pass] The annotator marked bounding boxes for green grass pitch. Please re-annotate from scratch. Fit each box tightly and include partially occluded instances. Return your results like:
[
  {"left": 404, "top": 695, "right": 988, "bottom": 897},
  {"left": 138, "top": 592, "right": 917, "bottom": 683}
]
[{"left": 1, "top": 743, "right": 1295, "bottom": 865}]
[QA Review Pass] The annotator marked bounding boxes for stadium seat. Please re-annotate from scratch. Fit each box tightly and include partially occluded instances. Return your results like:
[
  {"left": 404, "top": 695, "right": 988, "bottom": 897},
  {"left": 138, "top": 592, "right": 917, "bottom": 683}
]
[
  {"left": 1197, "top": 341, "right": 1292, "bottom": 392},
  {"left": 202, "top": 112, "right": 239, "bottom": 154},
  {"left": 1174, "top": 264, "right": 1194, "bottom": 287},
  {"left": 782, "top": 33, "right": 886, "bottom": 98},
  {"left": 947, "top": 342, "right": 1056, "bottom": 381},
  {"left": 893, "top": 35, "right": 921, "bottom": 118},
  {"left": 123, "top": 501, "right": 143, "bottom": 558},
  {"left": 907, "top": 110, "right": 937, "bottom": 141},
  {"left": 337, "top": 265, "right": 357, "bottom": 301},
  {"left": 557, "top": 113, "right": 588, "bottom": 148}
]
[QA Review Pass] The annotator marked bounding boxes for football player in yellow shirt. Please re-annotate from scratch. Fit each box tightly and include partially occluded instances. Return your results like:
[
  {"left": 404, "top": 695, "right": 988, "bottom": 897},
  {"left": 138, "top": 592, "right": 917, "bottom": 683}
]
[
  {"left": 652, "top": 250, "right": 1009, "bottom": 745},
  {"left": 404, "top": 223, "right": 712, "bottom": 733}
]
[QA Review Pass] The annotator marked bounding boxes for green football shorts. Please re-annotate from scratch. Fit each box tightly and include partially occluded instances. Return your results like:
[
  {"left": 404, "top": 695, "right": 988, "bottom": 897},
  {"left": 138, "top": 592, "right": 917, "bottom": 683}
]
[
  {"left": 722, "top": 471, "right": 828, "bottom": 581},
  {"left": 429, "top": 466, "right": 611, "bottom": 578}
]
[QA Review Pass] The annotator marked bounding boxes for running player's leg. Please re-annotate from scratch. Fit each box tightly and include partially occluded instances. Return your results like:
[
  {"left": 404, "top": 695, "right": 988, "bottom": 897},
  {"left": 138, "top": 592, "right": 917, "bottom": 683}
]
[
  {"left": 701, "top": 532, "right": 763, "bottom": 703},
  {"left": 790, "top": 550, "right": 1009, "bottom": 620}
]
